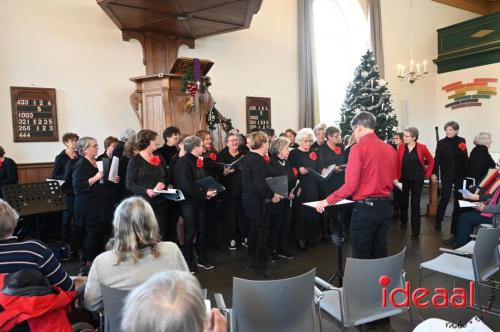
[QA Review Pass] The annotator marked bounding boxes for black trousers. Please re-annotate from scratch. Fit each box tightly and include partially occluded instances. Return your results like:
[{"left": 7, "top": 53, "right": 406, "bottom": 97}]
[
  {"left": 248, "top": 214, "right": 271, "bottom": 270},
  {"left": 180, "top": 201, "right": 206, "bottom": 267},
  {"left": 224, "top": 195, "right": 247, "bottom": 245},
  {"left": 152, "top": 201, "right": 168, "bottom": 241},
  {"left": 400, "top": 179, "right": 424, "bottom": 236},
  {"left": 436, "top": 178, "right": 463, "bottom": 234},
  {"left": 269, "top": 201, "right": 291, "bottom": 253},
  {"left": 350, "top": 200, "right": 390, "bottom": 259},
  {"left": 61, "top": 196, "right": 74, "bottom": 244}
]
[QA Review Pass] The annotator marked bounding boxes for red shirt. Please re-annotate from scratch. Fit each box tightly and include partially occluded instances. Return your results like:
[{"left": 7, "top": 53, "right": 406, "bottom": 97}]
[{"left": 326, "top": 133, "right": 396, "bottom": 204}]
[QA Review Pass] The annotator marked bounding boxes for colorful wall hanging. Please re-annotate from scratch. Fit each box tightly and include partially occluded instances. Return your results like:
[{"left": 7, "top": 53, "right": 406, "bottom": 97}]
[{"left": 442, "top": 78, "right": 497, "bottom": 110}]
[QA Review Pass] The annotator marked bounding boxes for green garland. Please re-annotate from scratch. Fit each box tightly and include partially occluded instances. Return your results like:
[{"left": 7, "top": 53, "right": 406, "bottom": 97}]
[{"left": 180, "top": 66, "right": 194, "bottom": 93}]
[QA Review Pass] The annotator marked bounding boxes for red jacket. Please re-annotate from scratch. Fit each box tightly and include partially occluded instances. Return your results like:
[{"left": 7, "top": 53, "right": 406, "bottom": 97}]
[
  {"left": 395, "top": 142, "right": 435, "bottom": 180},
  {"left": 0, "top": 274, "right": 76, "bottom": 332}
]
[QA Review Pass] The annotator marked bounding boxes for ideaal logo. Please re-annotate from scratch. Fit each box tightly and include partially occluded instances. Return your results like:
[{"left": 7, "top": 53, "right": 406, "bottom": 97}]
[{"left": 379, "top": 275, "right": 475, "bottom": 308}]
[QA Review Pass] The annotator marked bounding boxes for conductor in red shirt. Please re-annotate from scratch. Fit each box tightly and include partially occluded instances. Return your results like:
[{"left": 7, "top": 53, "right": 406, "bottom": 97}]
[{"left": 316, "top": 112, "right": 396, "bottom": 259}]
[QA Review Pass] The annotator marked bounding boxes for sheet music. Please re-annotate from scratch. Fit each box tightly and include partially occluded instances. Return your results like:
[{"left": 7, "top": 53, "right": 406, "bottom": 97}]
[
  {"left": 459, "top": 189, "right": 473, "bottom": 197},
  {"left": 458, "top": 200, "right": 480, "bottom": 208},
  {"left": 108, "top": 156, "right": 119, "bottom": 183},
  {"left": 96, "top": 160, "right": 104, "bottom": 183},
  {"left": 394, "top": 182, "right": 403, "bottom": 191},
  {"left": 303, "top": 199, "right": 354, "bottom": 209},
  {"left": 153, "top": 188, "right": 178, "bottom": 194}
]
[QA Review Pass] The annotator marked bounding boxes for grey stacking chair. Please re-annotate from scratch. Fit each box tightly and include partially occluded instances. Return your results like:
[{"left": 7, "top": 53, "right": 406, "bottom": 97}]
[
  {"left": 420, "top": 227, "right": 500, "bottom": 317},
  {"left": 214, "top": 269, "right": 319, "bottom": 332},
  {"left": 314, "top": 248, "right": 411, "bottom": 330},
  {"left": 101, "top": 284, "right": 130, "bottom": 332}
]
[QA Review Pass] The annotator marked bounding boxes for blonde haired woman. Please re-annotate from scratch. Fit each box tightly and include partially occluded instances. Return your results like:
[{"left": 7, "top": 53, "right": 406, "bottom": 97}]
[{"left": 84, "top": 196, "right": 188, "bottom": 312}]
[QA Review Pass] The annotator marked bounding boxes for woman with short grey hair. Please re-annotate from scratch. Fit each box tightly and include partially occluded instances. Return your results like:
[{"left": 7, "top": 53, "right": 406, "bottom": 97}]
[
  {"left": 312, "top": 123, "right": 327, "bottom": 149},
  {"left": 121, "top": 271, "right": 227, "bottom": 332},
  {"left": 73, "top": 136, "right": 104, "bottom": 266},
  {"left": 468, "top": 132, "right": 495, "bottom": 183},
  {"left": 288, "top": 128, "right": 320, "bottom": 250},
  {"left": 84, "top": 196, "right": 189, "bottom": 312}
]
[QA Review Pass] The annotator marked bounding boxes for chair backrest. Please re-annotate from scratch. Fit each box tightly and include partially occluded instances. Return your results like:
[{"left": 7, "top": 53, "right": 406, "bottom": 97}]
[
  {"left": 101, "top": 284, "right": 130, "bottom": 332},
  {"left": 342, "top": 248, "right": 406, "bottom": 327},
  {"left": 232, "top": 269, "right": 317, "bottom": 332},
  {"left": 473, "top": 227, "right": 500, "bottom": 282}
]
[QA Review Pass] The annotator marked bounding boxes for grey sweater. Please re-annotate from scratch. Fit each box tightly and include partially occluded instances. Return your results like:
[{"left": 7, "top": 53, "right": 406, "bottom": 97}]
[{"left": 84, "top": 242, "right": 189, "bottom": 312}]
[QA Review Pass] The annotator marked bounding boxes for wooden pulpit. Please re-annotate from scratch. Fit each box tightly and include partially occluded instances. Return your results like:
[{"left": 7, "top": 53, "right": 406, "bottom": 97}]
[{"left": 129, "top": 57, "right": 214, "bottom": 138}]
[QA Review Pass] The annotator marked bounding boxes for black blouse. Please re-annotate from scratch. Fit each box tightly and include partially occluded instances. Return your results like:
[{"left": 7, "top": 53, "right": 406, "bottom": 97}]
[
  {"left": 72, "top": 157, "right": 101, "bottom": 197},
  {"left": 433, "top": 136, "right": 468, "bottom": 181},
  {"left": 155, "top": 144, "right": 179, "bottom": 166},
  {"left": 0, "top": 158, "right": 18, "bottom": 194},
  {"left": 217, "top": 148, "right": 244, "bottom": 197},
  {"left": 240, "top": 152, "right": 274, "bottom": 219},
  {"left": 126, "top": 154, "right": 169, "bottom": 202},
  {"left": 401, "top": 145, "right": 424, "bottom": 181},
  {"left": 317, "top": 143, "right": 346, "bottom": 194},
  {"left": 467, "top": 145, "right": 496, "bottom": 183},
  {"left": 52, "top": 150, "right": 75, "bottom": 180},
  {"left": 288, "top": 148, "right": 319, "bottom": 202},
  {"left": 173, "top": 153, "right": 208, "bottom": 202}
]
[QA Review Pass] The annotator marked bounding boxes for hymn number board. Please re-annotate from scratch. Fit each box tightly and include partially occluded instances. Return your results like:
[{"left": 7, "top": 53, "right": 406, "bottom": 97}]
[
  {"left": 11, "top": 87, "right": 59, "bottom": 142},
  {"left": 246, "top": 97, "right": 271, "bottom": 133}
]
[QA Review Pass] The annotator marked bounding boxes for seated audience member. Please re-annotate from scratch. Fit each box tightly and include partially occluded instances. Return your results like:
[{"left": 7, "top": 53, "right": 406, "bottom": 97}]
[
  {"left": 284, "top": 129, "right": 299, "bottom": 149},
  {"left": 311, "top": 123, "right": 327, "bottom": 150},
  {"left": 126, "top": 129, "right": 169, "bottom": 240},
  {"left": 467, "top": 132, "right": 496, "bottom": 184},
  {"left": 84, "top": 196, "right": 189, "bottom": 312},
  {"left": 455, "top": 186, "right": 500, "bottom": 248},
  {"left": 156, "top": 126, "right": 181, "bottom": 165},
  {"left": 0, "top": 146, "right": 18, "bottom": 198},
  {"left": 0, "top": 199, "right": 73, "bottom": 291},
  {"left": 121, "top": 271, "right": 227, "bottom": 332}
]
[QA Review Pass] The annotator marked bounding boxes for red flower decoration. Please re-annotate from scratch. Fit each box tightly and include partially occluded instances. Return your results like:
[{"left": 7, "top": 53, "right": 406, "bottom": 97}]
[
  {"left": 209, "top": 152, "right": 217, "bottom": 161},
  {"left": 309, "top": 151, "right": 317, "bottom": 160},
  {"left": 333, "top": 146, "right": 341, "bottom": 155},
  {"left": 0, "top": 160, "right": 3, "bottom": 168},
  {"left": 196, "top": 157, "right": 204, "bottom": 168},
  {"left": 458, "top": 142, "right": 467, "bottom": 151},
  {"left": 149, "top": 155, "right": 161, "bottom": 166},
  {"left": 292, "top": 167, "right": 299, "bottom": 177},
  {"left": 263, "top": 155, "right": 271, "bottom": 164}
]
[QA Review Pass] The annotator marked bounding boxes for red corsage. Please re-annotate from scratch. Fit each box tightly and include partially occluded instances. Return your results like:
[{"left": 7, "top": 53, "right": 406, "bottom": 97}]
[
  {"left": 292, "top": 167, "right": 299, "bottom": 177},
  {"left": 208, "top": 152, "right": 217, "bottom": 161},
  {"left": 309, "top": 151, "right": 317, "bottom": 160},
  {"left": 196, "top": 157, "right": 204, "bottom": 168},
  {"left": 333, "top": 146, "right": 341, "bottom": 155},
  {"left": 263, "top": 155, "right": 271, "bottom": 164},
  {"left": 0, "top": 160, "right": 3, "bottom": 168},
  {"left": 149, "top": 155, "right": 161, "bottom": 166},
  {"left": 458, "top": 142, "right": 467, "bottom": 151}
]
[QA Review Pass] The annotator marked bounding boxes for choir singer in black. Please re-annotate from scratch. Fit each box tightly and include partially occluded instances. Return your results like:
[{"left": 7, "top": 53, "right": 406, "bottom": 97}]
[{"left": 241, "top": 131, "right": 282, "bottom": 277}]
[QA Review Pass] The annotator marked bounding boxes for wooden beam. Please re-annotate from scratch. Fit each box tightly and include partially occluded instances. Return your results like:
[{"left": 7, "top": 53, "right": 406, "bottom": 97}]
[{"left": 432, "top": 0, "right": 490, "bottom": 15}]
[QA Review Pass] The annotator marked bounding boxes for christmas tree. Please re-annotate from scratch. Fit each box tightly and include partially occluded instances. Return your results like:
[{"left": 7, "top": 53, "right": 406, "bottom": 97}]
[{"left": 339, "top": 50, "right": 398, "bottom": 141}]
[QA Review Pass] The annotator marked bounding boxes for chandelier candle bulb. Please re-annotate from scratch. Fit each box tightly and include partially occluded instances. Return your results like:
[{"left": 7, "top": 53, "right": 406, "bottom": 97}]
[
  {"left": 423, "top": 61, "right": 427, "bottom": 73},
  {"left": 410, "top": 60, "right": 414, "bottom": 73},
  {"left": 417, "top": 63, "right": 421, "bottom": 75}
]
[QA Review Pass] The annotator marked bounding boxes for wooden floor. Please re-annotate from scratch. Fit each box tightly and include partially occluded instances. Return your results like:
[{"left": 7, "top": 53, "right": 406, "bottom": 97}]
[{"left": 63, "top": 199, "right": 500, "bottom": 331}]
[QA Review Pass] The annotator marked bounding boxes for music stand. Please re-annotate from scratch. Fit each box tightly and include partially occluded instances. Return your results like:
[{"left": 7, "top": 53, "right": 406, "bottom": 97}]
[{"left": 1, "top": 181, "right": 67, "bottom": 239}]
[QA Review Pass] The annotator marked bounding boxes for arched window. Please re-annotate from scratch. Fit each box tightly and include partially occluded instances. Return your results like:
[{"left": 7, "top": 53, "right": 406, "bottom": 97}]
[{"left": 313, "top": 0, "right": 369, "bottom": 125}]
